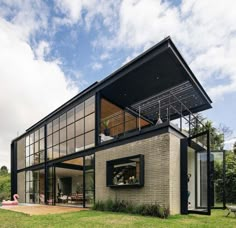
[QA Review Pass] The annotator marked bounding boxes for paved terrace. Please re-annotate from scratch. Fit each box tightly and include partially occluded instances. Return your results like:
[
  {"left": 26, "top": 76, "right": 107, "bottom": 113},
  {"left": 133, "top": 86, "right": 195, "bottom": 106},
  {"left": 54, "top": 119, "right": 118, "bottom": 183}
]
[{"left": 0, "top": 205, "right": 88, "bottom": 215}]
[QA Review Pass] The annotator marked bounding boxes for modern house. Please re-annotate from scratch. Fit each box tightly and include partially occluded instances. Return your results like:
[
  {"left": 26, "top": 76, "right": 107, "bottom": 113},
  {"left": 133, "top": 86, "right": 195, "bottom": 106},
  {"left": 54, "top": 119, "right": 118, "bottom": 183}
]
[{"left": 11, "top": 37, "right": 225, "bottom": 215}]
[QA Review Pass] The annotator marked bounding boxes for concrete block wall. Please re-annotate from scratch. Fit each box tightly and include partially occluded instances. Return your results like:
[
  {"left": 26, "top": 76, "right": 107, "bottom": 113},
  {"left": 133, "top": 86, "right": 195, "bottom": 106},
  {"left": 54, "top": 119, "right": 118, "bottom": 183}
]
[{"left": 95, "top": 132, "right": 181, "bottom": 214}]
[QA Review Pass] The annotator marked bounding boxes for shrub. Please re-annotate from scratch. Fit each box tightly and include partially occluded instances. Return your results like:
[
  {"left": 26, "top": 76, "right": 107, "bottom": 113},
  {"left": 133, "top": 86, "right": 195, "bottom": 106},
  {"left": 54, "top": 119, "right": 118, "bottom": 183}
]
[{"left": 93, "top": 199, "right": 169, "bottom": 218}]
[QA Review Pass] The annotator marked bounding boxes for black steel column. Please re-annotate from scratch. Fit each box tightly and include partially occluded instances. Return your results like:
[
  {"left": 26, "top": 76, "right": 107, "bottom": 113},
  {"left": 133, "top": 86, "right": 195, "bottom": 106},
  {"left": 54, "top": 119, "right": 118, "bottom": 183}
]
[
  {"left": 95, "top": 92, "right": 101, "bottom": 146},
  {"left": 44, "top": 124, "right": 48, "bottom": 204},
  {"left": 207, "top": 130, "right": 211, "bottom": 215},
  {"left": 223, "top": 150, "right": 226, "bottom": 209},
  {"left": 83, "top": 156, "right": 86, "bottom": 208},
  {"left": 10, "top": 141, "right": 17, "bottom": 200}
]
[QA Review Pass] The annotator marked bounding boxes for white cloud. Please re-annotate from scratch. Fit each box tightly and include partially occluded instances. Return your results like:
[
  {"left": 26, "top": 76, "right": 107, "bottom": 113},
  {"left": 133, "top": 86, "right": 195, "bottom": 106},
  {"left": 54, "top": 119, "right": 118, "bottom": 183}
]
[
  {"left": 0, "top": 18, "right": 78, "bottom": 169},
  {"left": 54, "top": 0, "right": 119, "bottom": 30},
  {"left": 35, "top": 41, "right": 51, "bottom": 60},
  {"left": 92, "top": 62, "right": 103, "bottom": 70},
  {"left": 86, "top": 0, "right": 236, "bottom": 101}
]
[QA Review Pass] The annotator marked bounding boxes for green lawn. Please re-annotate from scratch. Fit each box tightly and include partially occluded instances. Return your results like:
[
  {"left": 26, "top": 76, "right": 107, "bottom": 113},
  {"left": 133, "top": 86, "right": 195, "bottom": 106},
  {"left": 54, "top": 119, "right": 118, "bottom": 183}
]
[{"left": 0, "top": 209, "right": 235, "bottom": 228}]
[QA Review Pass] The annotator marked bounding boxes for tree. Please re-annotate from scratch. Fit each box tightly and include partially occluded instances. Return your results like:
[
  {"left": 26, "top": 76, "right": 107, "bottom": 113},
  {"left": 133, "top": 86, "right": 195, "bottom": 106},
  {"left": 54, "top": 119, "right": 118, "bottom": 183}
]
[{"left": 0, "top": 166, "right": 8, "bottom": 175}]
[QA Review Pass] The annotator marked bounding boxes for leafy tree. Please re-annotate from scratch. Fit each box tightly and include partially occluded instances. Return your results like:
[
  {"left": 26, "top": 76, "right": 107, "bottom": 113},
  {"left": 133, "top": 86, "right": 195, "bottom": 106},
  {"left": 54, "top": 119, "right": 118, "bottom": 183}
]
[
  {"left": 225, "top": 152, "right": 236, "bottom": 204},
  {"left": 0, "top": 166, "right": 8, "bottom": 175}
]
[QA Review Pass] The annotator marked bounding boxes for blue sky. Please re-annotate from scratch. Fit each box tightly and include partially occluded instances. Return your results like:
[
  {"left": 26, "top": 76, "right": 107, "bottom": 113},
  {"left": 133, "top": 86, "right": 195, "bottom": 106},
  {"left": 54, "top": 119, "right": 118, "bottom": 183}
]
[{"left": 0, "top": 0, "right": 236, "bottom": 168}]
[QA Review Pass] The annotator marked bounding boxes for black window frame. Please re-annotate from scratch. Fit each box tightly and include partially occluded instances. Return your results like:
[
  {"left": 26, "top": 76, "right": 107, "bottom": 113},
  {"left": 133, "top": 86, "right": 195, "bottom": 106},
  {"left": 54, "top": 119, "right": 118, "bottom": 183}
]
[{"left": 106, "top": 154, "right": 144, "bottom": 188}]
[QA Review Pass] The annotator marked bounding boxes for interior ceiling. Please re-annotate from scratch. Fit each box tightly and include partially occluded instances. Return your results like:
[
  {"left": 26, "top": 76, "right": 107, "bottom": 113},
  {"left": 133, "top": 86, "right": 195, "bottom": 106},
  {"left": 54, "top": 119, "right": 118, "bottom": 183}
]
[
  {"left": 55, "top": 167, "right": 83, "bottom": 177},
  {"left": 100, "top": 48, "right": 211, "bottom": 122}
]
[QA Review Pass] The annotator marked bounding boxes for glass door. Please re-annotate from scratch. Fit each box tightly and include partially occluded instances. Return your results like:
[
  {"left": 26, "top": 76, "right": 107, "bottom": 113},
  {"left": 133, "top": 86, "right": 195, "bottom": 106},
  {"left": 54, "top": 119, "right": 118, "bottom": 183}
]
[{"left": 187, "top": 130, "right": 210, "bottom": 215}]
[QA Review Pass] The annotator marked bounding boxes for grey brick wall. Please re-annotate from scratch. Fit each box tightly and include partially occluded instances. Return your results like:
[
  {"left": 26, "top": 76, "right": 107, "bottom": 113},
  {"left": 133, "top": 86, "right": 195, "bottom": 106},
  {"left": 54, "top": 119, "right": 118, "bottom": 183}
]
[{"left": 95, "top": 132, "right": 181, "bottom": 214}]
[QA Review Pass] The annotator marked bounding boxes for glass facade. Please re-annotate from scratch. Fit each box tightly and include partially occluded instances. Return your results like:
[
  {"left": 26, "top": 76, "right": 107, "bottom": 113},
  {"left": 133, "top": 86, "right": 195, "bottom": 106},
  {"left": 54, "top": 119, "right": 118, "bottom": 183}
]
[
  {"left": 25, "top": 169, "right": 45, "bottom": 204},
  {"left": 25, "top": 126, "right": 45, "bottom": 167},
  {"left": 47, "top": 96, "right": 95, "bottom": 160}
]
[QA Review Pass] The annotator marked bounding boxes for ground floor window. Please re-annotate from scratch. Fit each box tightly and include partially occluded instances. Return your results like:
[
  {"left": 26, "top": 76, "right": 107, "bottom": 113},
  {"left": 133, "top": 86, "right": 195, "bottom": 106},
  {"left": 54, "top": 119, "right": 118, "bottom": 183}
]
[{"left": 19, "top": 154, "right": 95, "bottom": 207}]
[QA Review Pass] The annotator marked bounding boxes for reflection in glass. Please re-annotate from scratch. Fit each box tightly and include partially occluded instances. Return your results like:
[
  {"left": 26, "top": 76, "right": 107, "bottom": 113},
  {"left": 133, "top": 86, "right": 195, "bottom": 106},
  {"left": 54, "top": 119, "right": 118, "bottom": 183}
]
[
  {"left": 67, "top": 123, "right": 75, "bottom": 140},
  {"left": 53, "top": 131, "right": 59, "bottom": 146},
  {"left": 85, "top": 113, "right": 95, "bottom": 132},
  {"left": 40, "top": 127, "right": 44, "bottom": 139},
  {"left": 85, "top": 96, "right": 95, "bottom": 116},
  {"left": 60, "top": 128, "right": 66, "bottom": 142},
  {"left": 47, "top": 147, "right": 53, "bottom": 160},
  {"left": 85, "top": 131, "right": 95, "bottom": 149},
  {"left": 75, "top": 103, "right": 84, "bottom": 120},
  {"left": 47, "top": 135, "right": 52, "bottom": 148},
  {"left": 75, "top": 119, "right": 84, "bottom": 136},
  {"left": 67, "top": 108, "right": 75, "bottom": 125},
  {"left": 53, "top": 118, "right": 59, "bottom": 132},
  {"left": 60, "top": 142, "right": 67, "bottom": 157},
  {"left": 29, "top": 133, "right": 34, "bottom": 145},
  {"left": 75, "top": 135, "right": 84, "bottom": 152},
  {"left": 40, "top": 139, "right": 44, "bottom": 151},
  {"left": 60, "top": 113, "right": 67, "bottom": 129},
  {"left": 47, "top": 122, "right": 52, "bottom": 135},
  {"left": 67, "top": 139, "right": 75, "bottom": 154},
  {"left": 35, "top": 130, "right": 39, "bottom": 142},
  {"left": 53, "top": 145, "right": 60, "bottom": 159}
]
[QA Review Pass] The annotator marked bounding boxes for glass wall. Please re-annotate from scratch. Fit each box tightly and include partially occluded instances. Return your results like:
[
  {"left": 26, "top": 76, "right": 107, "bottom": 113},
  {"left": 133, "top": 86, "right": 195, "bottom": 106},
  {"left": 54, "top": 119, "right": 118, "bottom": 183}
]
[
  {"left": 25, "top": 126, "right": 45, "bottom": 167},
  {"left": 47, "top": 167, "right": 55, "bottom": 205},
  {"left": 25, "top": 169, "right": 45, "bottom": 204},
  {"left": 47, "top": 96, "right": 95, "bottom": 160},
  {"left": 100, "top": 98, "right": 149, "bottom": 142}
]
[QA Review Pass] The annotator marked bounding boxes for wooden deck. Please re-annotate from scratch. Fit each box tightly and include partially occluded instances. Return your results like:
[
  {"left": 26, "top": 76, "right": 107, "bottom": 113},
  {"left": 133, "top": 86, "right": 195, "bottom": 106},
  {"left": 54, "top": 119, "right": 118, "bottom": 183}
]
[{"left": 1, "top": 205, "right": 88, "bottom": 215}]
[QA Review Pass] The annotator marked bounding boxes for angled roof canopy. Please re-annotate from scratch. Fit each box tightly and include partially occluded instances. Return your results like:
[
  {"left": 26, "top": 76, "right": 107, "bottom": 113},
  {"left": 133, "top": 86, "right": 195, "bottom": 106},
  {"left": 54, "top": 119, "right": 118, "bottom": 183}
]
[{"left": 26, "top": 36, "right": 211, "bottom": 133}]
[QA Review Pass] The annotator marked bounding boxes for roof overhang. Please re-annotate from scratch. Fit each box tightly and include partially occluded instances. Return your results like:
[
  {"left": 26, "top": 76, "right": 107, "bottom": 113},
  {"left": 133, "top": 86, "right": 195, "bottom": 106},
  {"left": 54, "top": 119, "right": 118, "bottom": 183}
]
[{"left": 100, "top": 37, "right": 212, "bottom": 121}]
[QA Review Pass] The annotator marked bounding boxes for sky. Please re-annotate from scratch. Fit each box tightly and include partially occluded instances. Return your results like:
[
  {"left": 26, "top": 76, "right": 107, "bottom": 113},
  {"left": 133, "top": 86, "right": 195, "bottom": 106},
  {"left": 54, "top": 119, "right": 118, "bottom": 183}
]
[{"left": 0, "top": 0, "right": 236, "bottom": 169}]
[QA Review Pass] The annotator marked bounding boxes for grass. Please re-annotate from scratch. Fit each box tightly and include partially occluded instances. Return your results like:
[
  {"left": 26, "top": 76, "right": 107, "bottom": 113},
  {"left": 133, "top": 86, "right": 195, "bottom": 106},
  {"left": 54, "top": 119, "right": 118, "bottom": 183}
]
[{"left": 0, "top": 209, "right": 235, "bottom": 228}]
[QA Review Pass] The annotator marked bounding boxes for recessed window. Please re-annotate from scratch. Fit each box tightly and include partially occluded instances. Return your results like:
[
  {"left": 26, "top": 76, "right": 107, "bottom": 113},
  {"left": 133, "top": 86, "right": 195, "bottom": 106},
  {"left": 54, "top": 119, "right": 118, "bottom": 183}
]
[{"left": 107, "top": 155, "right": 144, "bottom": 187}]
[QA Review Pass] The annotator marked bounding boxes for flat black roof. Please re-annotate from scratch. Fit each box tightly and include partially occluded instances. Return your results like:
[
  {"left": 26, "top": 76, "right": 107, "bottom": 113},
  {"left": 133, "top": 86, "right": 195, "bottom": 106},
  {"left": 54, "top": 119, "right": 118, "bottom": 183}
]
[{"left": 14, "top": 36, "right": 212, "bottom": 140}]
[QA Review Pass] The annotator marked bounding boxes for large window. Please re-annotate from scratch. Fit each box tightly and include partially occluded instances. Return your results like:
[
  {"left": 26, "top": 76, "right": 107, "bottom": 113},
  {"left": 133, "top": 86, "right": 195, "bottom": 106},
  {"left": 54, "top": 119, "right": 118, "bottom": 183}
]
[
  {"left": 25, "top": 126, "right": 45, "bottom": 167},
  {"left": 107, "top": 155, "right": 144, "bottom": 187},
  {"left": 25, "top": 169, "right": 45, "bottom": 204},
  {"left": 46, "top": 96, "right": 95, "bottom": 160}
]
